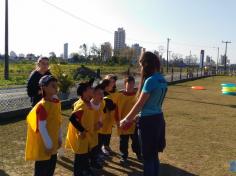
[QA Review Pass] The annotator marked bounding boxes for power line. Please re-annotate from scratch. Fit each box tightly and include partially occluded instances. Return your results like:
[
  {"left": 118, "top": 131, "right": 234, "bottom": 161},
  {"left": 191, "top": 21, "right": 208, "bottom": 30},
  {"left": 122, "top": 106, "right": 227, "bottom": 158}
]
[
  {"left": 41, "top": 0, "right": 221, "bottom": 52},
  {"left": 41, "top": 0, "right": 113, "bottom": 34},
  {"left": 41, "top": 0, "right": 166, "bottom": 46}
]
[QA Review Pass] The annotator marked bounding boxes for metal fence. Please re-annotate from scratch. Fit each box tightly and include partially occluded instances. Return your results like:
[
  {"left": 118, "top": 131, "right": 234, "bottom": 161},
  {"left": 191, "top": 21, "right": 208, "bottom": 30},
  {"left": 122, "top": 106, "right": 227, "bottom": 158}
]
[{"left": 0, "top": 68, "right": 227, "bottom": 113}]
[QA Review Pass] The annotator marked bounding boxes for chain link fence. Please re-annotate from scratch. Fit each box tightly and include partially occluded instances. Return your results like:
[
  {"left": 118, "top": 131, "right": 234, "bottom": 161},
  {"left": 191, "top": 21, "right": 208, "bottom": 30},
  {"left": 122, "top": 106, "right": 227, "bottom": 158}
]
[{"left": 0, "top": 67, "right": 229, "bottom": 113}]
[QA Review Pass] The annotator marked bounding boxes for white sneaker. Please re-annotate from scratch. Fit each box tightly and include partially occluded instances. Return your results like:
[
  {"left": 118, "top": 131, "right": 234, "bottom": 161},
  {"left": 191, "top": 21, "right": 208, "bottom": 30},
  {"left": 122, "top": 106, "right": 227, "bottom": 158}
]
[{"left": 101, "top": 146, "right": 110, "bottom": 156}]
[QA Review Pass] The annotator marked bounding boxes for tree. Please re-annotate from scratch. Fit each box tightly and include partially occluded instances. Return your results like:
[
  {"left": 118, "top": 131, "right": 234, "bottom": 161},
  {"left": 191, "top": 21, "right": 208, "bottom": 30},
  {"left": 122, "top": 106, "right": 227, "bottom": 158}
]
[
  {"left": 49, "top": 52, "right": 56, "bottom": 58},
  {"left": 90, "top": 44, "right": 102, "bottom": 63},
  {"left": 79, "top": 43, "right": 88, "bottom": 58}
]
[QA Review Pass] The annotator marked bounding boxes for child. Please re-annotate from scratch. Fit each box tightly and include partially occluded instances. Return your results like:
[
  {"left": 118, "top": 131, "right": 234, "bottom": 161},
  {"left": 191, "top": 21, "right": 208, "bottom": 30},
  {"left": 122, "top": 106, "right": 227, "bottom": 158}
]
[
  {"left": 25, "top": 75, "right": 62, "bottom": 176},
  {"left": 98, "top": 79, "right": 117, "bottom": 156},
  {"left": 65, "top": 82, "right": 102, "bottom": 176},
  {"left": 90, "top": 84, "right": 105, "bottom": 163},
  {"left": 116, "top": 76, "right": 141, "bottom": 162}
]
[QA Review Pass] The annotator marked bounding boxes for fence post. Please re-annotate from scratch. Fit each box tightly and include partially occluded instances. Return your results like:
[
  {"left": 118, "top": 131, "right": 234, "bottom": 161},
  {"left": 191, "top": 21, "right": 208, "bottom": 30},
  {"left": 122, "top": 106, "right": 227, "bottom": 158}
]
[
  {"left": 96, "top": 69, "right": 100, "bottom": 78},
  {"left": 180, "top": 67, "right": 182, "bottom": 80},
  {"left": 200, "top": 68, "right": 203, "bottom": 77},
  {"left": 171, "top": 67, "right": 174, "bottom": 82},
  {"left": 187, "top": 68, "right": 189, "bottom": 79},
  {"left": 197, "top": 68, "right": 198, "bottom": 78}
]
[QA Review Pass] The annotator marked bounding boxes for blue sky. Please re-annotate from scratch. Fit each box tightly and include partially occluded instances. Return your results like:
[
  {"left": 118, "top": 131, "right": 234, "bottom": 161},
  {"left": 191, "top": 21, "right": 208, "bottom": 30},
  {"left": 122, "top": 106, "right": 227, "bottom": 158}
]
[{"left": 0, "top": 0, "right": 235, "bottom": 62}]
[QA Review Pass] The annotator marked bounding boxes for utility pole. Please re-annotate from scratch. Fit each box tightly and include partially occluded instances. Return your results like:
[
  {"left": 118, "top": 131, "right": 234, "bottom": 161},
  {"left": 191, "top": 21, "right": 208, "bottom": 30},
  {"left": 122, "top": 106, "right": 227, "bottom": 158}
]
[
  {"left": 166, "top": 38, "right": 171, "bottom": 73},
  {"left": 216, "top": 47, "right": 219, "bottom": 72},
  {"left": 4, "top": 0, "right": 9, "bottom": 80},
  {"left": 222, "top": 41, "right": 231, "bottom": 74}
]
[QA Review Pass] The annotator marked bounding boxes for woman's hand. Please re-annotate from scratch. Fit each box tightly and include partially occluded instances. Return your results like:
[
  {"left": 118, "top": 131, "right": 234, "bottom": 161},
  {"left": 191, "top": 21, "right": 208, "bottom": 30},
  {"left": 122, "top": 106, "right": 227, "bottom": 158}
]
[
  {"left": 120, "top": 118, "right": 130, "bottom": 129},
  {"left": 58, "top": 139, "right": 62, "bottom": 149}
]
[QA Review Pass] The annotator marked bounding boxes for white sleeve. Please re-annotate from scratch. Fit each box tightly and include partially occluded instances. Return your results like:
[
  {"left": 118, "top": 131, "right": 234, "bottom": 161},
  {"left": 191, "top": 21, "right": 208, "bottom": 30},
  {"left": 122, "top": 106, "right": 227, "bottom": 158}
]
[{"left": 38, "top": 120, "right": 53, "bottom": 149}]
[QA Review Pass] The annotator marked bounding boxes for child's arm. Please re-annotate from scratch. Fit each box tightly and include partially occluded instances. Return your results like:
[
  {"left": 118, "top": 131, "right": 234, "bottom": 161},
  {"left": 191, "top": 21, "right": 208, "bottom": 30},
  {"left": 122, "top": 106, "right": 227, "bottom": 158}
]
[
  {"left": 69, "top": 110, "right": 87, "bottom": 138},
  {"left": 38, "top": 120, "right": 53, "bottom": 150},
  {"left": 103, "top": 98, "right": 116, "bottom": 113},
  {"left": 69, "top": 111, "right": 85, "bottom": 132},
  {"left": 37, "top": 104, "right": 53, "bottom": 151}
]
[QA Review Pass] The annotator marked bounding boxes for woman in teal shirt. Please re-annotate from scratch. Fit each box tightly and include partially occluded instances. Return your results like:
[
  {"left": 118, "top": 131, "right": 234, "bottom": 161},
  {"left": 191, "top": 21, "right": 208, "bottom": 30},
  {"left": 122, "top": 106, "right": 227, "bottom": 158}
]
[{"left": 120, "top": 51, "right": 167, "bottom": 176}]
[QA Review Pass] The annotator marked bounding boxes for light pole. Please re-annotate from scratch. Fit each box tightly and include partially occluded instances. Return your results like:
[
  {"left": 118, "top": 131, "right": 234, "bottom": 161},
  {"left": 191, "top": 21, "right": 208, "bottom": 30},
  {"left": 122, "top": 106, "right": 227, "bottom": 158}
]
[
  {"left": 4, "top": 0, "right": 9, "bottom": 80},
  {"left": 166, "top": 38, "right": 171, "bottom": 73},
  {"left": 213, "top": 47, "right": 219, "bottom": 73},
  {"left": 222, "top": 41, "right": 231, "bottom": 74}
]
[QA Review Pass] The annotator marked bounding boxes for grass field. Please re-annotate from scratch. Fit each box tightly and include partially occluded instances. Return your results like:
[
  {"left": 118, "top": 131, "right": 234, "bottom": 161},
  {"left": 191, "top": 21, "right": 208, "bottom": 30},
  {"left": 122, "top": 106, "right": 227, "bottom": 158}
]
[
  {"left": 0, "top": 62, "right": 131, "bottom": 87},
  {"left": 0, "top": 61, "right": 191, "bottom": 88},
  {"left": 0, "top": 76, "right": 235, "bottom": 176}
]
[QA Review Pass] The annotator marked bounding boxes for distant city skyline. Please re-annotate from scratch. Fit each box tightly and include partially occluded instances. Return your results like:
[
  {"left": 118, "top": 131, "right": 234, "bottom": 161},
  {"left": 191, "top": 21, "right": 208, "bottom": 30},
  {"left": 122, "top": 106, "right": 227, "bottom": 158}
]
[{"left": 0, "top": 0, "right": 235, "bottom": 63}]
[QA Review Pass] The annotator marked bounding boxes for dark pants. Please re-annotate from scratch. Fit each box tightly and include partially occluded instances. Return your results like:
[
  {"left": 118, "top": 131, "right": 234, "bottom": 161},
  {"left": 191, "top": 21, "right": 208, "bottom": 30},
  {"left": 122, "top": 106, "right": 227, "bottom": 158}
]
[
  {"left": 120, "top": 127, "right": 141, "bottom": 159},
  {"left": 34, "top": 154, "right": 57, "bottom": 176},
  {"left": 74, "top": 153, "right": 89, "bottom": 176},
  {"left": 98, "top": 133, "right": 111, "bottom": 148},
  {"left": 138, "top": 113, "right": 166, "bottom": 176},
  {"left": 89, "top": 145, "right": 100, "bottom": 164}
]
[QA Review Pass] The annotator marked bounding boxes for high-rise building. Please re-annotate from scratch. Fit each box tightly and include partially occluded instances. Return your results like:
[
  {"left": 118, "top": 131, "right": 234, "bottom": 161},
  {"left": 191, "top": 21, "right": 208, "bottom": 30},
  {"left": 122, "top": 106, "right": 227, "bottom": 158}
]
[
  {"left": 64, "top": 43, "right": 68, "bottom": 59},
  {"left": 132, "top": 43, "right": 142, "bottom": 61},
  {"left": 101, "top": 42, "right": 112, "bottom": 61},
  {"left": 114, "top": 28, "right": 126, "bottom": 54}
]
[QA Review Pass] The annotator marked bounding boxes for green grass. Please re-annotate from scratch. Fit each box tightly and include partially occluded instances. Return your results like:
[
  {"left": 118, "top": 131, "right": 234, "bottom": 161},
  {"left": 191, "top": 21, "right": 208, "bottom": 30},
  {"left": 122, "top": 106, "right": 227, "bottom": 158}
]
[
  {"left": 0, "top": 63, "right": 131, "bottom": 87},
  {"left": 1, "top": 76, "right": 235, "bottom": 175}
]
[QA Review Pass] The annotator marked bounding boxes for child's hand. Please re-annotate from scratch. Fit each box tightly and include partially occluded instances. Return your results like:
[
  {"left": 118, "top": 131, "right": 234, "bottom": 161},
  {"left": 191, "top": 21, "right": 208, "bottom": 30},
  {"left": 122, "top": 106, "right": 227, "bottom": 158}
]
[
  {"left": 116, "top": 122, "right": 121, "bottom": 129},
  {"left": 95, "top": 121, "right": 103, "bottom": 130},
  {"left": 45, "top": 147, "right": 53, "bottom": 155},
  {"left": 58, "top": 139, "right": 62, "bottom": 149},
  {"left": 79, "top": 131, "right": 86, "bottom": 139}
]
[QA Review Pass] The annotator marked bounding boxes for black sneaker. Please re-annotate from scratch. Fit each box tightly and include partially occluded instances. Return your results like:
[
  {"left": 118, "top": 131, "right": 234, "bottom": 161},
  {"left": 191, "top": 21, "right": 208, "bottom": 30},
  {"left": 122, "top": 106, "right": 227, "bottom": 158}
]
[
  {"left": 120, "top": 157, "right": 128, "bottom": 164},
  {"left": 136, "top": 154, "right": 143, "bottom": 162},
  {"left": 82, "top": 168, "right": 95, "bottom": 176},
  {"left": 91, "top": 161, "right": 103, "bottom": 170}
]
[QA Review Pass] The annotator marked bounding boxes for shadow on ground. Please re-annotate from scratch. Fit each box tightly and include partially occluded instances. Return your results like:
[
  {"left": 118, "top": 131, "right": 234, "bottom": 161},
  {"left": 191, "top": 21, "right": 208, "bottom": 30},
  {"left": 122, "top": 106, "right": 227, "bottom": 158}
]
[
  {"left": 57, "top": 156, "right": 198, "bottom": 176},
  {"left": 0, "top": 170, "right": 10, "bottom": 176}
]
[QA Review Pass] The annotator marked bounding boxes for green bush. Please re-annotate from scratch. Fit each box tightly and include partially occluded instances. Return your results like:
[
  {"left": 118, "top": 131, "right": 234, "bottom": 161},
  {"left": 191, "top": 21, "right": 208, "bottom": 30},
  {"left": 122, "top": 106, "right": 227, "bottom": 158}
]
[{"left": 50, "top": 64, "right": 74, "bottom": 93}]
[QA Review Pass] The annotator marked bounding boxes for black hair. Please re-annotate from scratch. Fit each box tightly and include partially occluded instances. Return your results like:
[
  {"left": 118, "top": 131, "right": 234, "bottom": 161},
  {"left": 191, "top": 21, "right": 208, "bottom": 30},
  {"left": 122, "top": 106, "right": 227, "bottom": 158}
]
[
  {"left": 124, "top": 75, "right": 135, "bottom": 84},
  {"left": 99, "top": 79, "right": 110, "bottom": 90},
  {"left": 77, "top": 82, "right": 91, "bottom": 96},
  {"left": 39, "top": 75, "right": 57, "bottom": 97}
]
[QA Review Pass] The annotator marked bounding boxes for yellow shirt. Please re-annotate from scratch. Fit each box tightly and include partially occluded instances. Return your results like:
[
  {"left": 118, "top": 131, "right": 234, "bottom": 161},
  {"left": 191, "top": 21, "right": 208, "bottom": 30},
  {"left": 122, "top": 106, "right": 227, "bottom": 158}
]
[
  {"left": 25, "top": 99, "right": 61, "bottom": 161},
  {"left": 98, "top": 92, "right": 116, "bottom": 134},
  {"left": 116, "top": 91, "right": 137, "bottom": 135},
  {"left": 65, "top": 98, "right": 99, "bottom": 154}
]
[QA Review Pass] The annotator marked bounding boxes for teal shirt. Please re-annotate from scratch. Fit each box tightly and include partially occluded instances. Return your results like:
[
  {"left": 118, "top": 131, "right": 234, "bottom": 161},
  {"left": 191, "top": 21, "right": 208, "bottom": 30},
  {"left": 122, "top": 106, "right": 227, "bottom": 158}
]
[{"left": 140, "top": 72, "right": 167, "bottom": 117}]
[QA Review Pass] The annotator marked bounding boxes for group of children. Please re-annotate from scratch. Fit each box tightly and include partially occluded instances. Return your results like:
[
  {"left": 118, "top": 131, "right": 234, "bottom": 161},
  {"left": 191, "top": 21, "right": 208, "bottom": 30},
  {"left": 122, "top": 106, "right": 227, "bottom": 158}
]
[{"left": 25, "top": 74, "right": 142, "bottom": 176}]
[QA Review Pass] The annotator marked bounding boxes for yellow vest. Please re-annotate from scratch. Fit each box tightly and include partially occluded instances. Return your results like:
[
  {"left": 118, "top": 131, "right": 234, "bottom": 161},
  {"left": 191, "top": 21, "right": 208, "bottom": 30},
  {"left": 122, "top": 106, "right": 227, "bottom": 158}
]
[
  {"left": 65, "top": 98, "right": 98, "bottom": 154},
  {"left": 25, "top": 99, "right": 61, "bottom": 161},
  {"left": 98, "top": 93, "right": 116, "bottom": 134},
  {"left": 117, "top": 91, "right": 137, "bottom": 135}
]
